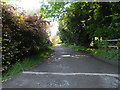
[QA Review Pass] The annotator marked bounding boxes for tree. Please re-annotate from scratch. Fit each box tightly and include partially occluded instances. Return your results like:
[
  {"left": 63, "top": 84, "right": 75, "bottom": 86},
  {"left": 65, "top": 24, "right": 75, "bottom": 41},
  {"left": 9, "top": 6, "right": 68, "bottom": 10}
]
[{"left": 40, "top": 2, "right": 120, "bottom": 47}]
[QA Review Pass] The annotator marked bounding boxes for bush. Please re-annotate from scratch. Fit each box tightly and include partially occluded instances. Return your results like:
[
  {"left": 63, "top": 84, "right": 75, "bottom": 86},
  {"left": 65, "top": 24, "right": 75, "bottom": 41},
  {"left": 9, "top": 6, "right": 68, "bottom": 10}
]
[{"left": 2, "top": 2, "right": 51, "bottom": 72}]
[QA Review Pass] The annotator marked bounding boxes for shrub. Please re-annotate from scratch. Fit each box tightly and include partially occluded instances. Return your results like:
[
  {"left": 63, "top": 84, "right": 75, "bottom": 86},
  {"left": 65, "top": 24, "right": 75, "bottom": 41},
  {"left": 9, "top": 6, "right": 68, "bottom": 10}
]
[{"left": 2, "top": 2, "right": 51, "bottom": 72}]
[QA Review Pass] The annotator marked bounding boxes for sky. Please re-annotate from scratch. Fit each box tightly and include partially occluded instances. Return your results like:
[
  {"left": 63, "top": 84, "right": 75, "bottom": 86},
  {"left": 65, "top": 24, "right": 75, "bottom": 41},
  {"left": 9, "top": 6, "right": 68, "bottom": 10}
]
[
  {"left": 6, "top": 0, "right": 45, "bottom": 10},
  {"left": 50, "top": 21, "right": 59, "bottom": 37},
  {"left": 5, "top": 0, "right": 58, "bottom": 37}
]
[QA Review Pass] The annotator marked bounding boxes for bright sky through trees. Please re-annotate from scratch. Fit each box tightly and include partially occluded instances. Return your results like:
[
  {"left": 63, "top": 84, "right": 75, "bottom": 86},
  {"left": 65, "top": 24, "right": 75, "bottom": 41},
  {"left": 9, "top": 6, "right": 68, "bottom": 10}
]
[
  {"left": 9, "top": 0, "right": 41, "bottom": 10},
  {"left": 50, "top": 21, "right": 59, "bottom": 37},
  {"left": 4, "top": 0, "right": 58, "bottom": 37}
]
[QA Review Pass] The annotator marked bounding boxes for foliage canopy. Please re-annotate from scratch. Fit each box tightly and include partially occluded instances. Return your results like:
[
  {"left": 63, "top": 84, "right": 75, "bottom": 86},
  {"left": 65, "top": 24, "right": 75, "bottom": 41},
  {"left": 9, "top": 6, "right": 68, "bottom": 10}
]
[{"left": 40, "top": 2, "right": 120, "bottom": 46}]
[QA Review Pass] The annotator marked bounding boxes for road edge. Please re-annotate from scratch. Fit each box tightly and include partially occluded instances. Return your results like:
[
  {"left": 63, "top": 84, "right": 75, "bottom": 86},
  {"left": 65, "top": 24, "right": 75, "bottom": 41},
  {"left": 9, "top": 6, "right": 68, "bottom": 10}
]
[{"left": 74, "top": 49, "right": 119, "bottom": 66}]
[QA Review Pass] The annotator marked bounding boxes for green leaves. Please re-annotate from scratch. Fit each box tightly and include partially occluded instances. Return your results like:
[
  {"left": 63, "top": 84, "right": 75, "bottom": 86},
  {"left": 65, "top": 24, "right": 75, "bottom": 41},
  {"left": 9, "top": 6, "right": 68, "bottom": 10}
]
[
  {"left": 39, "top": 2, "right": 70, "bottom": 20},
  {"left": 58, "top": 2, "right": 120, "bottom": 47},
  {"left": 2, "top": 2, "right": 51, "bottom": 72}
]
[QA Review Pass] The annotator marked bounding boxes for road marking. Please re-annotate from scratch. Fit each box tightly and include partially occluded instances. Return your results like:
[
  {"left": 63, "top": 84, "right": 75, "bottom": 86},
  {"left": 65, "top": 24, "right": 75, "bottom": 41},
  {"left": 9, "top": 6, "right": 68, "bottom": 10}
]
[{"left": 22, "top": 71, "right": 119, "bottom": 77}]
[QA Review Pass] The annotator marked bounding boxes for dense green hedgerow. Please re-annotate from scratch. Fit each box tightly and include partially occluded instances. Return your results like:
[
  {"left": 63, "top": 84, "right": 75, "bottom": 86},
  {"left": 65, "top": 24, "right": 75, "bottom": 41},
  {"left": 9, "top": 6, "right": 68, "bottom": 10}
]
[{"left": 2, "top": 2, "right": 51, "bottom": 72}]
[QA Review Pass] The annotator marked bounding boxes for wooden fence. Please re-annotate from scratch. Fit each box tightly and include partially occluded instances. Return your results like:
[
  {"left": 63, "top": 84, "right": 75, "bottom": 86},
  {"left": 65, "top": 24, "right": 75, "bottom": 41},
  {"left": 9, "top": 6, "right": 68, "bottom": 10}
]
[
  {"left": 102, "top": 39, "right": 120, "bottom": 49},
  {"left": 102, "top": 39, "right": 120, "bottom": 60}
]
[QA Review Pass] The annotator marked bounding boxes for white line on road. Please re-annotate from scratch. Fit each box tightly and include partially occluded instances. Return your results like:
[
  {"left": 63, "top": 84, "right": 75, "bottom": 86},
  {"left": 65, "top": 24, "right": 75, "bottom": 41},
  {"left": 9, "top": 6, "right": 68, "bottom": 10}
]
[{"left": 22, "top": 71, "right": 119, "bottom": 77}]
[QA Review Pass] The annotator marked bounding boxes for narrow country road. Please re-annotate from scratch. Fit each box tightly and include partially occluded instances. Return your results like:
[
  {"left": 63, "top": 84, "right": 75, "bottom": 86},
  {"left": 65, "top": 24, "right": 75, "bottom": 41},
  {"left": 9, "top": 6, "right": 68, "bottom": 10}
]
[{"left": 3, "top": 45, "right": 119, "bottom": 88}]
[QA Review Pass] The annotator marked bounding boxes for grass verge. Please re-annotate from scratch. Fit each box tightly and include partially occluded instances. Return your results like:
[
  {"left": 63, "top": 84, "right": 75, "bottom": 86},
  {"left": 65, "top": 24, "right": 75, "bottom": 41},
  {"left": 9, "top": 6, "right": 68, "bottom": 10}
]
[
  {"left": 63, "top": 44, "right": 119, "bottom": 61},
  {"left": 63, "top": 44, "right": 87, "bottom": 51},
  {"left": 91, "top": 49, "right": 118, "bottom": 61},
  {"left": 2, "top": 47, "right": 53, "bottom": 80}
]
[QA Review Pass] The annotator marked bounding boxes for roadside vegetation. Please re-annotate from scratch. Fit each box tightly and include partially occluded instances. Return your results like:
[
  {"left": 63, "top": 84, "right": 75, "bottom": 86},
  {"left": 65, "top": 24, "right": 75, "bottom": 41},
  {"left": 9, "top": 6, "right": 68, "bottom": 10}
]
[
  {"left": 91, "top": 49, "right": 118, "bottom": 61},
  {"left": 63, "top": 44, "right": 87, "bottom": 51},
  {"left": 1, "top": 1, "right": 54, "bottom": 80},
  {"left": 2, "top": 47, "right": 52, "bottom": 80},
  {"left": 40, "top": 2, "right": 120, "bottom": 61},
  {"left": 2, "top": 1, "right": 120, "bottom": 80},
  {"left": 63, "top": 44, "right": 119, "bottom": 61}
]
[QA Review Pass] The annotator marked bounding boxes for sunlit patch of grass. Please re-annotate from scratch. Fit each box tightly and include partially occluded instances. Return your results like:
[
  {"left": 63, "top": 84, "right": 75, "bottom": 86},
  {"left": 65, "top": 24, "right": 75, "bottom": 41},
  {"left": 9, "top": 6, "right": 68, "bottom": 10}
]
[
  {"left": 2, "top": 47, "right": 52, "bottom": 80},
  {"left": 87, "top": 48, "right": 95, "bottom": 51}
]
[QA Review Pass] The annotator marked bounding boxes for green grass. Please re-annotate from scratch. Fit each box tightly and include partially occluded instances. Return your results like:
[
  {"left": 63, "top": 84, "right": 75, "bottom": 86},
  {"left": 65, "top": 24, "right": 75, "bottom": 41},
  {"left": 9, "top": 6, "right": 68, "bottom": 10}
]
[
  {"left": 91, "top": 49, "right": 119, "bottom": 61},
  {"left": 63, "top": 44, "right": 87, "bottom": 51},
  {"left": 2, "top": 47, "right": 53, "bottom": 80},
  {"left": 63, "top": 43, "right": 119, "bottom": 61}
]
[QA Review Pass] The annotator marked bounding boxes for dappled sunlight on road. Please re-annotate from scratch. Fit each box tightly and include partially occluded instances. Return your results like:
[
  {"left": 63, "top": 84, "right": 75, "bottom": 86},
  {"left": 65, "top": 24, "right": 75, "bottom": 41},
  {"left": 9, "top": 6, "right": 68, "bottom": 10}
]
[
  {"left": 55, "top": 44, "right": 62, "bottom": 46},
  {"left": 61, "top": 54, "right": 88, "bottom": 58},
  {"left": 75, "top": 55, "right": 87, "bottom": 57},
  {"left": 62, "top": 55, "right": 71, "bottom": 57}
]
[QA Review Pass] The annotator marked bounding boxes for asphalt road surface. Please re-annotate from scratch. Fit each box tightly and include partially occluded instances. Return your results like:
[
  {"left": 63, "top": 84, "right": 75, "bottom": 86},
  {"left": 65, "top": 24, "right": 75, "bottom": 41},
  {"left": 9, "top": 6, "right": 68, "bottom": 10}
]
[{"left": 3, "top": 45, "right": 119, "bottom": 88}]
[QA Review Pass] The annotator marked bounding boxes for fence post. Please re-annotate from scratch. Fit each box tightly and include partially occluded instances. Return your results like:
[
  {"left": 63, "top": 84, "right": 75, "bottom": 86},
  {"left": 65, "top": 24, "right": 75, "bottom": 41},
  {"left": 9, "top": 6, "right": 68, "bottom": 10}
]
[{"left": 118, "top": 40, "right": 120, "bottom": 61}]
